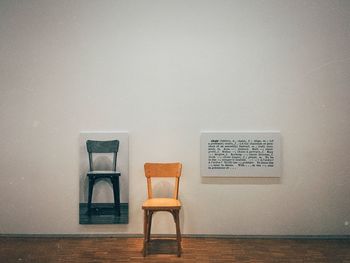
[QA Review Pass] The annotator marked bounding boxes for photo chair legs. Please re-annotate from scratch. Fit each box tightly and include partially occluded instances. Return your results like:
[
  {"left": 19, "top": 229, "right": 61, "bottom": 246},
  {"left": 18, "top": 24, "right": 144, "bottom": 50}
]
[{"left": 87, "top": 176, "right": 120, "bottom": 216}]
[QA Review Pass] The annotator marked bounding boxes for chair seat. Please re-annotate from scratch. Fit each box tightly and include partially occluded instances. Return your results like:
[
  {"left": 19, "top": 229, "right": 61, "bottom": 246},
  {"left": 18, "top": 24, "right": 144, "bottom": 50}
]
[
  {"left": 142, "top": 198, "right": 181, "bottom": 210},
  {"left": 87, "top": 170, "right": 121, "bottom": 176}
]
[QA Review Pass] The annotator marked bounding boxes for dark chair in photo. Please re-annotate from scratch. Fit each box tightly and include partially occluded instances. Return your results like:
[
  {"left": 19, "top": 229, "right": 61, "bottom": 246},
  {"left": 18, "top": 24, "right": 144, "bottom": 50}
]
[
  {"left": 86, "top": 140, "right": 121, "bottom": 216},
  {"left": 142, "top": 162, "right": 182, "bottom": 257}
]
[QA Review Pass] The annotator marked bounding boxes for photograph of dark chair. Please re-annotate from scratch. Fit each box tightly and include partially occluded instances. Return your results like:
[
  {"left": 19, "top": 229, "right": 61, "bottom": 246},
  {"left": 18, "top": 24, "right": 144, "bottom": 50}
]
[{"left": 86, "top": 140, "right": 121, "bottom": 216}]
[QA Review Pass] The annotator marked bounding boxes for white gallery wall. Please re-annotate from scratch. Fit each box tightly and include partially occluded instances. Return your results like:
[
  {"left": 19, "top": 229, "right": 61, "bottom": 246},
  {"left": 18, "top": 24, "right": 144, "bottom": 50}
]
[{"left": 1, "top": 0, "right": 350, "bottom": 235}]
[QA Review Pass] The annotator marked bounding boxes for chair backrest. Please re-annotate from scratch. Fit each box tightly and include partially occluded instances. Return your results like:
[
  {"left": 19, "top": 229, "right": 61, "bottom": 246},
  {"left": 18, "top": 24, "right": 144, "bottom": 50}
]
[
  {"left": 144, "top": 163, "right": 182, "bottom": 200},
  {"left": 86, "top": 140, "right": 119, "bottom": 171}
]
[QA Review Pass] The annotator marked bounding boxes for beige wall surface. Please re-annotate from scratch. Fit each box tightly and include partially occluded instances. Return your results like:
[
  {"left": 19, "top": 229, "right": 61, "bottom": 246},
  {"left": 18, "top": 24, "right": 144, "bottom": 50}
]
[{"left": 0, "top": 0, "right": 349, "bottom": 235}]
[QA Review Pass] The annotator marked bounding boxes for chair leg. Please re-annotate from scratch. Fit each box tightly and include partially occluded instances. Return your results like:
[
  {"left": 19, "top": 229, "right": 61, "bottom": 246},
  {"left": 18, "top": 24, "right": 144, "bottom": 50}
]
[
  {"left": 111, "top": 177, "right": 120, "bottom": 216},
  {"left": 87, "top": 177, "right": 95, "bottom": 214},
  {"left": 174, "top": 210, "right": 182, "bottom": 257},
  {"left": 147, "top": 211, "right": 153, "bottom": 242},
  {"left": 143, "top": 210, "right": 148, "bottom": 257}
]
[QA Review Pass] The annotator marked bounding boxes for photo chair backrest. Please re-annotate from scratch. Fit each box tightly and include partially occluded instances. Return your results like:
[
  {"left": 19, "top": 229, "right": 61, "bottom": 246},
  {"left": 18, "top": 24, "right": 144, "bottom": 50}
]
[
  {"left": 86, "top": 140, "right": 119, "bottom": 172},
  {"left": 144, "top": 163, "right": 182, "bottom": 200}
]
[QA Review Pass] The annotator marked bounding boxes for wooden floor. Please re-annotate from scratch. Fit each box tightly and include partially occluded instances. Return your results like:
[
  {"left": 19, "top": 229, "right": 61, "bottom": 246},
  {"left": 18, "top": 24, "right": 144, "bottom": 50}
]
[{"left": 1, "top": 237, "right": 349, "bottom": 262}]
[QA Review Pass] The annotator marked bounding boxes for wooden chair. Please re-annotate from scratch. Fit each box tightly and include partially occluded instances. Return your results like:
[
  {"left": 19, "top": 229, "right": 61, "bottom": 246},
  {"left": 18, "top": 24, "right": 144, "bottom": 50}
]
[
  {"left": 86, "top": 140, "right": 121, "bottom": 216},
  {"left": 142, "top": 162, "right": 182, "bottom": 257}
]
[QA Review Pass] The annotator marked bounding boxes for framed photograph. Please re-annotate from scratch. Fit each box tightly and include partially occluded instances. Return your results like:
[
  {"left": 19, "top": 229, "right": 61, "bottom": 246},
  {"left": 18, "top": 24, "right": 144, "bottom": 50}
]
[{"left": 79, "top": 132, "right": 129, "bottom": 224}]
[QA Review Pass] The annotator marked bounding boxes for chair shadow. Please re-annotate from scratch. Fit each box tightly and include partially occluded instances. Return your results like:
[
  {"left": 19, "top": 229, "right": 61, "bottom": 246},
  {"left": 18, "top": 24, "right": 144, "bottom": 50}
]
[{"left": 145, "top": 238, "right": 179, "bottom": 255}]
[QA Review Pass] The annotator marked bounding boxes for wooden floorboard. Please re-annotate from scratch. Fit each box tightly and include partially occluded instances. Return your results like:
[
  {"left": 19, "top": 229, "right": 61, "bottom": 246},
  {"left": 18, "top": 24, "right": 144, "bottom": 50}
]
[{"left": 0, "top": 237, "right": 350, "bottom": 262}]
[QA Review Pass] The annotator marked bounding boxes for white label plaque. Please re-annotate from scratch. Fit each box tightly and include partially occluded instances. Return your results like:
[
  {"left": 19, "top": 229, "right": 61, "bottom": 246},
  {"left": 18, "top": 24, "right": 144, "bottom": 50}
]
[{"left": 200, "top": 132, "right": 281, "bottom": 177}]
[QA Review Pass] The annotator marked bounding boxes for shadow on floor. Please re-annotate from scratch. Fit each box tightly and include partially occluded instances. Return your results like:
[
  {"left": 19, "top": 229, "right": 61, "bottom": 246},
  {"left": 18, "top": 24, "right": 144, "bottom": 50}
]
[{"left": 146, "top": 238, "right": 179, "bottom": 255}]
